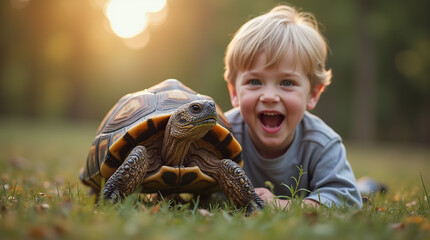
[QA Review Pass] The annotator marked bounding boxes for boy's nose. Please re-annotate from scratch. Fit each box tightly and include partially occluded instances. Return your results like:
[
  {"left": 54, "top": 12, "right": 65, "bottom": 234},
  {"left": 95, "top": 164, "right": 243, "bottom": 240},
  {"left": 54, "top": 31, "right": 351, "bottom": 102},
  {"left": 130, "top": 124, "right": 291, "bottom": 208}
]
[{"left": 259, "top": 92, "right": 280, "bottom": 103}]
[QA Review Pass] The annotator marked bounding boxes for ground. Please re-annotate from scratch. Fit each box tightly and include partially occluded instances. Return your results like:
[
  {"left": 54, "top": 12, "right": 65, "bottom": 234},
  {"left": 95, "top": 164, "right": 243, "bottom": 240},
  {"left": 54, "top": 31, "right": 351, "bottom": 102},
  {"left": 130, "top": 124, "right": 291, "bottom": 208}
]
[{"left": 0, "top": 118, "right": 429, "bottom": 240}]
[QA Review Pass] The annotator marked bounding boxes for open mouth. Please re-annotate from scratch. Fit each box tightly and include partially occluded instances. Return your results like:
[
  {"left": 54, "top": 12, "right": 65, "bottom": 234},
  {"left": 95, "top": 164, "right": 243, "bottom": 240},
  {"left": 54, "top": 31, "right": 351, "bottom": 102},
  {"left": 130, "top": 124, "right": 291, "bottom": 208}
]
[{"left": 258, "top": 112, "right": 284, "bottom": 129}]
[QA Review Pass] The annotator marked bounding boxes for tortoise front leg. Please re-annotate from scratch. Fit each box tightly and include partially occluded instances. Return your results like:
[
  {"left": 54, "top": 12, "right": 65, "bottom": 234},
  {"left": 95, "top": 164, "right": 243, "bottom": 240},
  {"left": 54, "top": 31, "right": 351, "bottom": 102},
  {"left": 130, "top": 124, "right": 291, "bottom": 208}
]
[
  {"left": 103, "top": 145, "right": 148, "bottom": 202},
  {"left": 217, "top": 159, "right": 264, "bottom": 215},
  {"left": 190, "top": 157, "right": 264, "bottom": 215}
]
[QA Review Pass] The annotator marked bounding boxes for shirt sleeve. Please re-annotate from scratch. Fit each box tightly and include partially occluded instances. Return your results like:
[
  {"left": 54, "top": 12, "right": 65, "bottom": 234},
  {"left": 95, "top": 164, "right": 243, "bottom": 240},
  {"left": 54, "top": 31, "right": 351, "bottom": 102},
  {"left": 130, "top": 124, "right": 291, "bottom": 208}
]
[{"left": 304, "top": 138, "right": 363, "bottom": 208}]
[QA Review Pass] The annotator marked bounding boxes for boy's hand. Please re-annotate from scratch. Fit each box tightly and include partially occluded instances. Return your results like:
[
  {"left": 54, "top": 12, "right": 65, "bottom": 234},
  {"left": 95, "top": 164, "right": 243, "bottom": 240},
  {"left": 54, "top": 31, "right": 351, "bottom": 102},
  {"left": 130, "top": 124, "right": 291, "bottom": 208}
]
[
  {"left": 255, "top": 187, "right": 290, "bottom": 209},
  {"left": 254, "top": 187, "right": 319, "bottom": 209},
  {"left": 254, "top": 187, "right": 276, "bottom": 204}
]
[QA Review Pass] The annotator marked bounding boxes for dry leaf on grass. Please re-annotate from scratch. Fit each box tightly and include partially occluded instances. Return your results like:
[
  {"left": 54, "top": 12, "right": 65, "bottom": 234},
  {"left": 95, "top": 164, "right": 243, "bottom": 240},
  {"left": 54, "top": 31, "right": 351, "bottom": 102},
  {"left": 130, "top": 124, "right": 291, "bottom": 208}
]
[{"left": 149, "top": 204, "right": 161, "bottom": 214}]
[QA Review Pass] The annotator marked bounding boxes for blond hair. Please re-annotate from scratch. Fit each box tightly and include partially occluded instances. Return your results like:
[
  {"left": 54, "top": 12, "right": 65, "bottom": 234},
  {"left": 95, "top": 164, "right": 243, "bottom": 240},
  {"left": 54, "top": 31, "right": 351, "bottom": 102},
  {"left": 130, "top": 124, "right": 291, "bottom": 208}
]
[{"left": 224, "top": 5, "right": 332, "bottom": 88}]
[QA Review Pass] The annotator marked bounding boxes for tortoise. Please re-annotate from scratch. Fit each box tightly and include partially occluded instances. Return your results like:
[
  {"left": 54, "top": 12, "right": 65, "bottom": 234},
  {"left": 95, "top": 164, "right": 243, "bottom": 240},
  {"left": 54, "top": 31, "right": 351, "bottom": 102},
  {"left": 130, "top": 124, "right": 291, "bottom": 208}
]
[{"left": 79, "top": 79, "right": 264, "bottom": 214}]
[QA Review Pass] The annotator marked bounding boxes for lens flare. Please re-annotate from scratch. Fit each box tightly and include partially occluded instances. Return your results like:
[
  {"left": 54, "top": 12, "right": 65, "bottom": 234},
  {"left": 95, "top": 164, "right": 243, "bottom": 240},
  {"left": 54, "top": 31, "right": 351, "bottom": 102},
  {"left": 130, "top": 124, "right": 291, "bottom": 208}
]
[{"left": 105, "top": 0, "right": 167, "bottom": 39}]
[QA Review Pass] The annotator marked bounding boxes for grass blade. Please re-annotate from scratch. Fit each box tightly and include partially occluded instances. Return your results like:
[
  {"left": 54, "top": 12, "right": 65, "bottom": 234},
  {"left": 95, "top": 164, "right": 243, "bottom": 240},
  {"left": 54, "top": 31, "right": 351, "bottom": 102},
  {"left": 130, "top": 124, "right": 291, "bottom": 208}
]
[{"left": 419, "top": 170, "right": 430, "bottom": 208}]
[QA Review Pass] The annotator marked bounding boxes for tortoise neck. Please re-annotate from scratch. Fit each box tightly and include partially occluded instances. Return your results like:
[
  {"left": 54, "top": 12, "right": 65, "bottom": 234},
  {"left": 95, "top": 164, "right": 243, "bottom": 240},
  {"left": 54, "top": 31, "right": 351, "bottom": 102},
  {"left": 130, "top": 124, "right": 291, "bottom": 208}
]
[{"left": 162, "top": 125, "right": 192, "bottom": 166}]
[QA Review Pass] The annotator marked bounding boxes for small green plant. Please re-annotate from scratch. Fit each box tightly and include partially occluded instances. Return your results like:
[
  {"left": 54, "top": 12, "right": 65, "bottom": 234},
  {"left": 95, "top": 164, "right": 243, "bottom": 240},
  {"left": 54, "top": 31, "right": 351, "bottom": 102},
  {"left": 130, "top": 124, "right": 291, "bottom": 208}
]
[
  {"left": 276, "top": 165, "right": 311, "bottom": 201},
  {"left": 419, "top": 170, "right": 430, "bottom": 209}
]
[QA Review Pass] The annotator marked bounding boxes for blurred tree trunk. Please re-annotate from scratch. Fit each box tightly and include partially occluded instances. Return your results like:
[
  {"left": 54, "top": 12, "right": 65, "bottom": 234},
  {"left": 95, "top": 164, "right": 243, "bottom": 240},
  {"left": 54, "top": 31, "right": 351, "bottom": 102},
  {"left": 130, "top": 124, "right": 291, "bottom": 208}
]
[
  {"left": 25, "top": 1, "right": 46, "bottom": 118},
  {"left": 0, "top": 51, "right": 4, "bottom": 116},
  {"left": 66, "top": 2, "right": 90, "bottom": 120},
  {"left": 192, "top": 2, "right": 214, "bottom": 86},
  {"left": 0, "top": 3, "right": 4, "bottom": 116},
  {"left": 67, "top": 28, "right": 87, "bottom": 120},
  {"left": 352, "top": 0, "right": 376, "bottom": 141}
]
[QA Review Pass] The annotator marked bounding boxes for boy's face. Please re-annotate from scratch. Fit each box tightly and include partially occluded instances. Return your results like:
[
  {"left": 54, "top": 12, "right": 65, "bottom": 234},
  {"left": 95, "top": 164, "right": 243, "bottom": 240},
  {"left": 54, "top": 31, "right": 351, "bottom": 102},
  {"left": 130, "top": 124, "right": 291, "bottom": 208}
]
[{"left": 228, "top": 52, "right": 323, "bottom": 158}]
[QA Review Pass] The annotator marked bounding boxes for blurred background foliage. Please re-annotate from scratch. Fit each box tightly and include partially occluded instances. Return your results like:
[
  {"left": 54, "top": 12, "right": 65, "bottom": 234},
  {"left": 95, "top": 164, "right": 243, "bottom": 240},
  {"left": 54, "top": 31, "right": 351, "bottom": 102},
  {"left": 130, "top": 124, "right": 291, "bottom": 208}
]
[{"left": 0, "top": 0, "right": 429, "bottom": 144}]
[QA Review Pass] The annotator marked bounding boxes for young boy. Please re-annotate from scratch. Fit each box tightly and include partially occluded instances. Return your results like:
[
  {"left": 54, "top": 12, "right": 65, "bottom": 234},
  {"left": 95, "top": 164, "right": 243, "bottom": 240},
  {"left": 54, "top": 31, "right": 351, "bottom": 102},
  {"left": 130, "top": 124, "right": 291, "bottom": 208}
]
[{"left": 223, "top": 4, "right": 362, "bottom": 209}]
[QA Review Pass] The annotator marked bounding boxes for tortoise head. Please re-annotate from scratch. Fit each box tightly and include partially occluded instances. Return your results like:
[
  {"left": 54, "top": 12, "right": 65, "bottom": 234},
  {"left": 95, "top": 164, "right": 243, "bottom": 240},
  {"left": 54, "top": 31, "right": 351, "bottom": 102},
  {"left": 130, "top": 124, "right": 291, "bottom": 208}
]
[{"left": 168, "top": 100, "right": 218, "bottom": 140}]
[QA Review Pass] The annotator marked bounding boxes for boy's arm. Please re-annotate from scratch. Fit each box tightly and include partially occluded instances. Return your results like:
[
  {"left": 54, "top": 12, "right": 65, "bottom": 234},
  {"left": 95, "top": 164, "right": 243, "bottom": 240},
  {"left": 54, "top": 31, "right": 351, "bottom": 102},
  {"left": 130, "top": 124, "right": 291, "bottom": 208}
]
[
  {"left": 304, "top": 140, "right": 363, "bottom": 208},
  {"left": 256, "top": 140, "right": 362, "bottom": 210}
]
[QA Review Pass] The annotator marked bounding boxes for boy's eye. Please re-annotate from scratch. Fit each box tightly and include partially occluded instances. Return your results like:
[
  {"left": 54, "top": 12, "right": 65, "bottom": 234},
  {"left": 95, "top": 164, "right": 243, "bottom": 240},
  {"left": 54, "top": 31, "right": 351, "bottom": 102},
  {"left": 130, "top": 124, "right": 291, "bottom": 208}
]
[
  {"left": 249, "top": 79, "right": 261, "bottom": 85},
  {"left": 280, "top": 80, "right": 293, "bottom": 87}
]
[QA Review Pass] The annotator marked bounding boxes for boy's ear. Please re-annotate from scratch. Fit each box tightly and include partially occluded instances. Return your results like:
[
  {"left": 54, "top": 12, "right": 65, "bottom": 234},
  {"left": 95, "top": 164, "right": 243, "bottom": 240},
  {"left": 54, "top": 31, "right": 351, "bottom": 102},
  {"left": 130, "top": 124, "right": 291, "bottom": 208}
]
[
  {"left": 227, "top": 82, "right": 239, "bottom": 107},
  {"left": 306, "top": 84, "right": 324, "bottom": 110}
]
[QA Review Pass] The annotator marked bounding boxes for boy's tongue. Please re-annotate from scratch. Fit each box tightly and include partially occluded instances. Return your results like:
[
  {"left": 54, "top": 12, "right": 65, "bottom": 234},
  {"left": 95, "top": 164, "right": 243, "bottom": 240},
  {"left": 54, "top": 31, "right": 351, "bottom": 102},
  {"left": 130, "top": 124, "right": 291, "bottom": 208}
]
[{"left": 259, "top": 114, "right": 283, "bottom": 128}]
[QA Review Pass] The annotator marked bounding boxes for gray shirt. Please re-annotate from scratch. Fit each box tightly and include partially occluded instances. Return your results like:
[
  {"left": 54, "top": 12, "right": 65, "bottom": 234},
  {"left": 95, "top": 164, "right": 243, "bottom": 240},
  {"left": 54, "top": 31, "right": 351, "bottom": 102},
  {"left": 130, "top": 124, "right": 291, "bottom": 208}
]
[{"left": 226, "top": 108, "right": 362, "bottom": 208}]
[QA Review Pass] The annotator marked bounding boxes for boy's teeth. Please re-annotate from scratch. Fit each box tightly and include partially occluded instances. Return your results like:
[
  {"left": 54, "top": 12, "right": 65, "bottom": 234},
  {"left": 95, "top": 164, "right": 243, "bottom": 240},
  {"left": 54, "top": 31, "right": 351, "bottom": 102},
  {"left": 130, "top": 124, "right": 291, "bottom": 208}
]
[{"left": 259, "top": 113, "right": 284, "bottom": 128}]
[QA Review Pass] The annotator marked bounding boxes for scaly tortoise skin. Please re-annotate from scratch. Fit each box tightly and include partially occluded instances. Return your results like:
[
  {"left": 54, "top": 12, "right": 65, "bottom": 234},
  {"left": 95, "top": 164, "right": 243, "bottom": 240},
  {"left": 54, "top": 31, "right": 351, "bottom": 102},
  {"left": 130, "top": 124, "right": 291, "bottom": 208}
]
[{"left": 79, "top": 79, "right": 264, "bottom": 214}]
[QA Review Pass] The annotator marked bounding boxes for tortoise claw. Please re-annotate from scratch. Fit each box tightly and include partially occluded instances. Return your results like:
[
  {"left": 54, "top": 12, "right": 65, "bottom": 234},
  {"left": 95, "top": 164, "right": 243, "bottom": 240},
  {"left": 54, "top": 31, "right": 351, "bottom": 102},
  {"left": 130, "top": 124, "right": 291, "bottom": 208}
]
[
  {"left": 103, "top": 185, "right": 124, "bottom": 203},
  {"left": 103, "top": 186, "right": 123, "bottom": 203},
  {"left": 245, "top": 192, "right": 265, "bottom": 216}
]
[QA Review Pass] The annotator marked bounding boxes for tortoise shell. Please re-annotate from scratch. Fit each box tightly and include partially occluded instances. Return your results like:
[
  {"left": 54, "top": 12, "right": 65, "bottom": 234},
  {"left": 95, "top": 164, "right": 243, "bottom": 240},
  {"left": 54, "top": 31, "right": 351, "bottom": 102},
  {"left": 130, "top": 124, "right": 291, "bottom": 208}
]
[{"left": 80, "top": 79, "right": 242, "bottom": 193}]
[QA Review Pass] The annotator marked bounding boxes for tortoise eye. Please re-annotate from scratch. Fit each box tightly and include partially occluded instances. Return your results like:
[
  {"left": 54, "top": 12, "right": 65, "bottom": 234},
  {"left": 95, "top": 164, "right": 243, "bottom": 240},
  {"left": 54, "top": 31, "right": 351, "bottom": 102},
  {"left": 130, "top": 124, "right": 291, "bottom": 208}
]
[{"left": 190, "top": 104, "right": 202, "bottom": 113}]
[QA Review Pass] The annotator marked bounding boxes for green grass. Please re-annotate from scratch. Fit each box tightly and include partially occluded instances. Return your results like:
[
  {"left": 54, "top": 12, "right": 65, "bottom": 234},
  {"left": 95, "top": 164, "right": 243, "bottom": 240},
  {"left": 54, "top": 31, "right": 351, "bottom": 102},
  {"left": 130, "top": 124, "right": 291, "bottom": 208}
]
[{"left": 0, "top": 118, "right": 429, "bottom": 240}]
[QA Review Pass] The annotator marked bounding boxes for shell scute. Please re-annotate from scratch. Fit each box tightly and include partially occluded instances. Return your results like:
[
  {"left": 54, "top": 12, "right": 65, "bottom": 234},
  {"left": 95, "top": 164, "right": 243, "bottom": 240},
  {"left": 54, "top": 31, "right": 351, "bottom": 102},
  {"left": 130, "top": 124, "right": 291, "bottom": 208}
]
[
  {"left": 101, "top": 92, "right": 156, "bottom": 134},
  {"left": 147, "top": 79, "right": 196, "bottom": 94},
  {"left": 97, "top": 136, "right": 110, "bottom": 168}
]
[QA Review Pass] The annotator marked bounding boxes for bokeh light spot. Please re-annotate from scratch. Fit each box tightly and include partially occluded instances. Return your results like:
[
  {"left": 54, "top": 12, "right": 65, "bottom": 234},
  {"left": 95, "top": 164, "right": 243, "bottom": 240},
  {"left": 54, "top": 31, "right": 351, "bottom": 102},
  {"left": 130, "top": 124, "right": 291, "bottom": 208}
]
[{"left": 104, "top": 0, "right": 167, "bottom": 39}]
